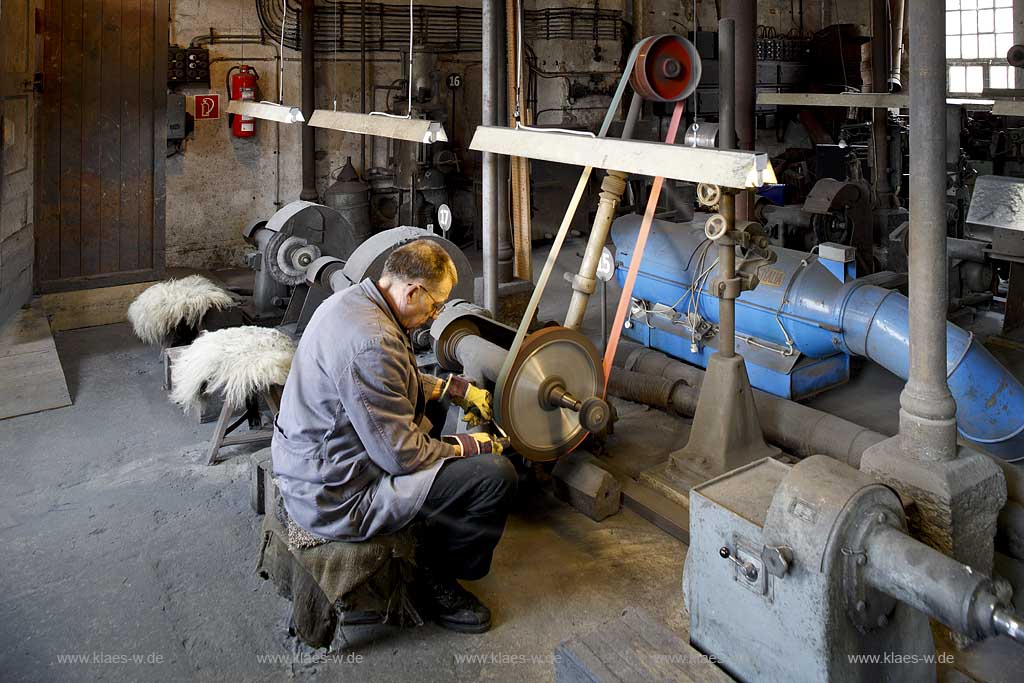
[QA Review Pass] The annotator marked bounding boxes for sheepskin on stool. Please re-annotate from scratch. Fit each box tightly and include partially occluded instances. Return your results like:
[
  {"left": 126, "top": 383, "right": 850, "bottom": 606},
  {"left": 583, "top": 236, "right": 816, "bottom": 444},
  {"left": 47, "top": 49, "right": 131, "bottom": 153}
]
[
  {"left": 170, "top": 326, "right": 295, "bottom": 414},
  {"left": 128, "top": 275, "right": 234, "bottom": 346}
]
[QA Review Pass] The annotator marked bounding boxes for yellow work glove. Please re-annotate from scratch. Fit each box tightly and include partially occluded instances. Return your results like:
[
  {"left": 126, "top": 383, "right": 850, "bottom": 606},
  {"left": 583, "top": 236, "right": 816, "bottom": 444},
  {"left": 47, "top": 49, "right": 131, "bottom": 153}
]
[
  {"left": 442, "top": 375, "right": 493, "bottom": 426},
  {"left": 443, "top": 432, "right": 505, "bottom": 456}
]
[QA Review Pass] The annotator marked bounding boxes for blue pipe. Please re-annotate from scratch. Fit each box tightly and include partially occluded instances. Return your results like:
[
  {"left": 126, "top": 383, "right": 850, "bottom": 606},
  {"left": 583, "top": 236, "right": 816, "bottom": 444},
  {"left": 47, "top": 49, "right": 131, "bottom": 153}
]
[{"left": 612, "top": 215, "right": 1024, "bottom": 462}]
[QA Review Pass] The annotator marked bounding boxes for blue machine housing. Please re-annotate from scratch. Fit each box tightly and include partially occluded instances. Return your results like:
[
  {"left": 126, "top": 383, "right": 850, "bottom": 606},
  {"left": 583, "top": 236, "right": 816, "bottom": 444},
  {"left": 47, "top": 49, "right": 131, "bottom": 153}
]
[{"left": 612, "top": 214, "right": 1024, "bottom": 462}]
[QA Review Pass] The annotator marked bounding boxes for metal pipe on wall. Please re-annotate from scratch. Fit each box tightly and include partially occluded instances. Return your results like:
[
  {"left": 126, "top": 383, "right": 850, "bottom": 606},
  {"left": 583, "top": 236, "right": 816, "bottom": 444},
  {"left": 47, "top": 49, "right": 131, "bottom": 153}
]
[
  {"left": 871, "top": 0, "right": 895, "bottom": 204},
  {"left": 300, "top": 0, "right": 318, "bottom": 201},
  {"left": 482, "top": 0, "right": 500, "bottom": 314},
  {"left": 360, "top": 0, "right": 367, "bottom": 172},
  {"left": 889, "top": 0, "right": 906, "bottom": 91},
  {"left": 900, "top": 0, "right": 959, "bottom": 460}
]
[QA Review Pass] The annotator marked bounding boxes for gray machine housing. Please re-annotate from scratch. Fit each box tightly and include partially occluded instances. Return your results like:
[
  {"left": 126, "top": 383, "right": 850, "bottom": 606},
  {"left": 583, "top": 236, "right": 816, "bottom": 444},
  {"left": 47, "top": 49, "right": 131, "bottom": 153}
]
[{"left": 684, "top": 456, "right": 935, "bottom": 683}]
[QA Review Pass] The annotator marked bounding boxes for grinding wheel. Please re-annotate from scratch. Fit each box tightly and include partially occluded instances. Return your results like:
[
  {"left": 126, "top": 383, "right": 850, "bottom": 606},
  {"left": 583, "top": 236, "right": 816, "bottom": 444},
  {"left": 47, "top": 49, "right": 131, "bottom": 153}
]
[{"left": 496, "top": 326, "right": 603, "bottom": 462}]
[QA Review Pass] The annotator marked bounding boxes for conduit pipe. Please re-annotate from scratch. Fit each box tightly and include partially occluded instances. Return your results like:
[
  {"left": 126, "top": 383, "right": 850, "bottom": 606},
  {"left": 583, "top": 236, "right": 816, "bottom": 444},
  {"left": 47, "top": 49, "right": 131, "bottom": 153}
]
[
  {"left": 300, "top": 0, "right": 318, "bottom": 201},
  {"left": 612, "top": 216, "right": 1024, "bottom": 461}
]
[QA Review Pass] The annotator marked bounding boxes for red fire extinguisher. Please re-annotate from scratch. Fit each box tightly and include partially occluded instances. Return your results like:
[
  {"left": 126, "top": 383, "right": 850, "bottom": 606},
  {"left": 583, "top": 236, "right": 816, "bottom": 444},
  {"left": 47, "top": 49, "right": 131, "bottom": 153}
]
[{"left": 227, "top": 65, "right": 258, "bottom": 138}]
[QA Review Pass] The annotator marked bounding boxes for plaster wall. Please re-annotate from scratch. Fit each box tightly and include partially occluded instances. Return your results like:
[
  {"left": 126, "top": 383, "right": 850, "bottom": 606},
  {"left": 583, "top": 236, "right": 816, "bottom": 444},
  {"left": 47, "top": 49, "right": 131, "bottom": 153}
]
[{"left": 166, "top": 0, "right": 872, "bottom": 270}]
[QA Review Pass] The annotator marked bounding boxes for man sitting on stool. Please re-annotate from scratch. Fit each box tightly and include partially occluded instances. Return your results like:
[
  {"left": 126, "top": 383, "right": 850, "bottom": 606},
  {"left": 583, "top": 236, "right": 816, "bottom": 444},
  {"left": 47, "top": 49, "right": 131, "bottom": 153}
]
[{"left": 272, "top": 239, "right": 516, "bottom": 633}]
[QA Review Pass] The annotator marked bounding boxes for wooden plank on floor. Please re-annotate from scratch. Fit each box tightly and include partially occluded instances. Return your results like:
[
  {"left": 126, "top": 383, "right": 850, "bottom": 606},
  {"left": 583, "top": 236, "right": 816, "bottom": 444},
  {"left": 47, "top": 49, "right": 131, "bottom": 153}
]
[
  {"left": 555, "top": 608, "right": 733, "bottom": 683},
  {"left": 0, "top": 301, "right": 71, "bottom": 419},
  {"left": 39, "top": 280, "right": 155, "bottom": 331}
]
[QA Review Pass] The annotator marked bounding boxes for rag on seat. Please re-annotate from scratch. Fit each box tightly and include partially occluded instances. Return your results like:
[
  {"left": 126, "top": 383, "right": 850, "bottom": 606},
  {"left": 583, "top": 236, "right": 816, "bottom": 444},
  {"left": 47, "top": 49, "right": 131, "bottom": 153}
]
[{"left": 256, "top": 496, "right": 421, "bottom": 649}]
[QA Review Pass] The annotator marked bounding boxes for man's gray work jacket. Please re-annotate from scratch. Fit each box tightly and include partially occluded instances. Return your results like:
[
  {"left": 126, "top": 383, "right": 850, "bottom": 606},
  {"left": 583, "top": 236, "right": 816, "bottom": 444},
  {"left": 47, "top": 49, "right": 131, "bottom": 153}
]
[{"left": 272, "top": 278, "right": 457, "bottom": 541}]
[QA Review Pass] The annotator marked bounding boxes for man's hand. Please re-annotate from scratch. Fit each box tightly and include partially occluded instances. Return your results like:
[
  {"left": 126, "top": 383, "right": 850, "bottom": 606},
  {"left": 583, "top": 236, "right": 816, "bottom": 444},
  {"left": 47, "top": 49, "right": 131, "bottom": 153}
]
[
  {"left": 444, "top": 432, "right": 505, "bottom": 456},
  {"left": 443, "top": 375, "right": 493, "bottom": 426}
]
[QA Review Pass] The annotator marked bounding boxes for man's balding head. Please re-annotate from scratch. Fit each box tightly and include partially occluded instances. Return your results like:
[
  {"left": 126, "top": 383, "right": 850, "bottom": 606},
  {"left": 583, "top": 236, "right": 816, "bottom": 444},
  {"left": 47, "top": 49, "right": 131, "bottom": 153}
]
[
  {"left": 381, "top": 239, "right": 458, "bottom": 290},
  {"left": 377, "top": 239, "right": 458, "bottom": 330}
]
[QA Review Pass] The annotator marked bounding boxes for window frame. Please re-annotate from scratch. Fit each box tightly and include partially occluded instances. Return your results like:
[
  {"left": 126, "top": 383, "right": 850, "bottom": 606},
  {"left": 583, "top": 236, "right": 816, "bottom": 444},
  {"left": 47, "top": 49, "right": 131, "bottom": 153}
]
[{"left": 945, "top": 0, "right": 1017, "bottom": 95}]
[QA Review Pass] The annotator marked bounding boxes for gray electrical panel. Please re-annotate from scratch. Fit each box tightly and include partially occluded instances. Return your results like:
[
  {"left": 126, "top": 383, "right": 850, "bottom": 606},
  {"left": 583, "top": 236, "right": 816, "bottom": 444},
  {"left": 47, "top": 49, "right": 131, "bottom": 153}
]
[{"left": 167, "top": 92, "right": 186, "bottom": 141}]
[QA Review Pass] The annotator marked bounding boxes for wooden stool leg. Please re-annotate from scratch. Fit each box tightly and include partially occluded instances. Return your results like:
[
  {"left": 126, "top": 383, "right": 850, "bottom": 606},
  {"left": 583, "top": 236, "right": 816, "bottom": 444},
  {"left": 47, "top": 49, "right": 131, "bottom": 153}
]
[{"left": 207, "top": 400, "right": 235, "bottom": 465}]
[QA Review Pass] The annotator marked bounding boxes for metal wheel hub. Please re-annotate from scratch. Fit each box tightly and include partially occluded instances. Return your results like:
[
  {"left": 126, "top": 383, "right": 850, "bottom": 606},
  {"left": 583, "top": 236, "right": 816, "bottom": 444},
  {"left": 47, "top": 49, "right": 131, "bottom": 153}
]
[{"left": 496, "top": 326, "right": 603, "bottom": 462}]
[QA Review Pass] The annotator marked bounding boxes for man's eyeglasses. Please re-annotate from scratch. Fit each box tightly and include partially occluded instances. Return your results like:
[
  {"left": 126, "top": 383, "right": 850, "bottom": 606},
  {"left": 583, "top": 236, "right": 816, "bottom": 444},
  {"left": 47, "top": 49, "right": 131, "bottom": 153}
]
[{"left": 415, "top": 284, "right": 446, "bottom": 316}]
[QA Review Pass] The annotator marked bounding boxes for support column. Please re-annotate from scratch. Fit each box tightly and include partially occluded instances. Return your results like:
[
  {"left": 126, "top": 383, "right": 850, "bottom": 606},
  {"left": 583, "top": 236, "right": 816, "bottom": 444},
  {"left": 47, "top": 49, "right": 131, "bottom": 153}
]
[
  {"left": 477, "top": 0, "right": 532, "bottom": 324},
  {"left": 900, "top": 0, "right": 957, "bottom": 459},
  {"left": 861, "top": 1, "right": 1005, "bottom": 647},
  {"left": 655, "top": 18, "right": 778, "bottom": 496},
  {"left": 481, "top": 0, "right": 500, "bottom": 315}
]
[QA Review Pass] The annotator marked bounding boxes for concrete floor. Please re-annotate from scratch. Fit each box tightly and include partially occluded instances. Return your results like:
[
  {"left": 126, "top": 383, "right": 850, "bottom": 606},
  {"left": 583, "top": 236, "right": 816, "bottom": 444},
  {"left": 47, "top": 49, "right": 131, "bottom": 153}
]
[
  {"left": 0, "top": 239, "right": 694, "bottom": 682},
  {"left": 1, "top": 237, "right": 1020, "bottom": 682}
]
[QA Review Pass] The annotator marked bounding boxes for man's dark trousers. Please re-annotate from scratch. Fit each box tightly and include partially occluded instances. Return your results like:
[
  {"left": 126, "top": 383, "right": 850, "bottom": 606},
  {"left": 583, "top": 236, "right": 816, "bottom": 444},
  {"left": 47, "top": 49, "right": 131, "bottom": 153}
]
[{"left": 413, "top": 454, "right": 518, "bottom": 580}]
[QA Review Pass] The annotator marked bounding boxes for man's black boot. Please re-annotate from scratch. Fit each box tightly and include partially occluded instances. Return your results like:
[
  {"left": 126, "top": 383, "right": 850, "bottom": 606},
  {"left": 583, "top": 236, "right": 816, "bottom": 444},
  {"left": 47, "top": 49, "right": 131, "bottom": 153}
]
[{"left": 417, "top": 570, "right": 492, "bottom": 633}]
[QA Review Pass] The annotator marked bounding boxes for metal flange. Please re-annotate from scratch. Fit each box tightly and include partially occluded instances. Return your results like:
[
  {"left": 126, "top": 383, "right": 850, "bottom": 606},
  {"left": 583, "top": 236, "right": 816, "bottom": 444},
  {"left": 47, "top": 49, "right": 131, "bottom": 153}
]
[{"left": 496, "top": 326, "right": 604, "bottom": 462}]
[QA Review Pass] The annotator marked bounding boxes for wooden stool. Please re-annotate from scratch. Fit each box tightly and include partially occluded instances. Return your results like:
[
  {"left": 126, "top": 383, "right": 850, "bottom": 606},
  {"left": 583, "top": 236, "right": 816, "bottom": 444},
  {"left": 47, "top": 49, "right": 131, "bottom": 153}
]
[
  {"left": 169, "top": 326, "right": 295, "bottom": 465},
  {"left": 207, "top": 385, "right": 282, "bottom": 465}
]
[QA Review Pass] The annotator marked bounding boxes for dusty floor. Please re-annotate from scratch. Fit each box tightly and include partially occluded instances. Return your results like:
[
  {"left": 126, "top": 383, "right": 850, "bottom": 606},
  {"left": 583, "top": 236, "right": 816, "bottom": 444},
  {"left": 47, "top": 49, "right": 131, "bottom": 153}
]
[{"left": 1, "top": 237, "right": 1020, "bottom": 682}]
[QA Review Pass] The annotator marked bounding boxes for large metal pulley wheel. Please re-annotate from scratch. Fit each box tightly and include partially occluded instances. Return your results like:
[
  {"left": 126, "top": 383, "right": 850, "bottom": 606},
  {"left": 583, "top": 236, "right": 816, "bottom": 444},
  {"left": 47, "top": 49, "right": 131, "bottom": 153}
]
[
  {"left": 629, "top": 34, "right": 702, "bottom": 103},
  {"left": 496, "top": 326, "right": 607, "bottom": 462}
]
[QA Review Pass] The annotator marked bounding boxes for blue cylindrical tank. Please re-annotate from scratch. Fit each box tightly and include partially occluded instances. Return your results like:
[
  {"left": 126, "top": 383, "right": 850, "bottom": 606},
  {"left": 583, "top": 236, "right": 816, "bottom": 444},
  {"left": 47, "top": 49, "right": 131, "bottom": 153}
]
[{"left": 612, "top": 215, "right": 1024, "bottom": 462}]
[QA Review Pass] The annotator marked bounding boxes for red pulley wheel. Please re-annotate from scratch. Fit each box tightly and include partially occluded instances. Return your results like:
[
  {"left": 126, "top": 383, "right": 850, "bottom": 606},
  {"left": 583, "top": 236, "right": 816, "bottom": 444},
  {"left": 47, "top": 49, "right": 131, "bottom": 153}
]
[{"left": 629, "top": 34, "right": 703, "bottom": 103}]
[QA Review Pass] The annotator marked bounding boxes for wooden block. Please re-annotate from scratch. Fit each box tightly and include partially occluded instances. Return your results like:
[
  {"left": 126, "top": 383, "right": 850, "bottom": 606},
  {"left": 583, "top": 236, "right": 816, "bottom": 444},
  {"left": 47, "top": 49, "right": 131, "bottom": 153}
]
[
  {"left": 39, "top": 281, "right": 155, "bottom": 332},
  {"left": 553, "top": 451, "right": 622, "bottom": 522},
  {"left": 0, "top": 301, "right": 72, "bottom": 420},
  {"left": 250, "top": 450, "right": 273, "bottom": 515},
  {"left": 555, "top": 608, "right": 734, "bottom": 683}
]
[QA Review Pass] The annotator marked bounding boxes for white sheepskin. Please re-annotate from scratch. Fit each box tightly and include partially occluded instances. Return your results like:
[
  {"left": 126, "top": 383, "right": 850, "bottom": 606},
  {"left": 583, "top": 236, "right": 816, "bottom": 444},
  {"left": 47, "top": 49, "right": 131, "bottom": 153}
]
[
  {"left": 171, "top": 326, "right": 295, "bottom": 412},
  {"left": 128, "top": 275, "right": 235, "bottom": 346}
]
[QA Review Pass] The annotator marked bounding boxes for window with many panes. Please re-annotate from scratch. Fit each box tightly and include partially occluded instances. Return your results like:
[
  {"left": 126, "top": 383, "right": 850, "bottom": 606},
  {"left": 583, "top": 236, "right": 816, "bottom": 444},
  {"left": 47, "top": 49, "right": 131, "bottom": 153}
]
[{"left": 946, "top": 0, "right": 1016, "bottom": 93}]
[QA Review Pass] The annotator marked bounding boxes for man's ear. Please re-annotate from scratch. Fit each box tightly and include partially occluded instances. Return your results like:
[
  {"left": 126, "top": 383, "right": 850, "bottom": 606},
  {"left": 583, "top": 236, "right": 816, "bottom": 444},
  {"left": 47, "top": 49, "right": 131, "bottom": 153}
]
[{"left": 405, "top": 283, "right": 418, "bottom": 305}]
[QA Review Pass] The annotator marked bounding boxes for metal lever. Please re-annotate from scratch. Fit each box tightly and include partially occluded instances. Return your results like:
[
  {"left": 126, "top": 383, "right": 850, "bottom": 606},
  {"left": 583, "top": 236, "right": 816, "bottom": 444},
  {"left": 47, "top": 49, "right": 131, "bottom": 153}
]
[{"left": 720, "top": 546, "right": 759, "bottom": 582}]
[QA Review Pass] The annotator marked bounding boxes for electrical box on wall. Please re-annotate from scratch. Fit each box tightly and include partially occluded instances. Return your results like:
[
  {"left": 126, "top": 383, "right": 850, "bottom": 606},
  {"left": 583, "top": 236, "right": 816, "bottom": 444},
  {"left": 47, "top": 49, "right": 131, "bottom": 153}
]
[
  {"left": 168, "top": 46, "right": 210, "bottom": 85},
  {"left": 167, "top": 92, "right": 187, "bottom": 140}
]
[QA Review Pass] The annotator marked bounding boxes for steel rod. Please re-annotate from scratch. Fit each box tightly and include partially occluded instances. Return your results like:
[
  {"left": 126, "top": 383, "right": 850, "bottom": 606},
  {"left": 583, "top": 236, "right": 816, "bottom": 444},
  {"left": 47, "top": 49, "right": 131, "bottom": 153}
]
[
  {"left": 722, "top": 0, "right": 755, "bottom": 220},
  {"left": 718, "top": 18, "right": 737, "bottom": 360}
]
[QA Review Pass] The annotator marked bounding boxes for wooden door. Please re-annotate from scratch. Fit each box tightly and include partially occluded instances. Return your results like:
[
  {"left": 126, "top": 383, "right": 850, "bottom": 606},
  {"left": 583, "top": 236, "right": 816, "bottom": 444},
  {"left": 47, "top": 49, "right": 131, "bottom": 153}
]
[
  {"left": 0, "top": 0, "right": 38, "bottom": 325},
  {"left": 36, "top": 0, "right": 167, "bottom": 293}
]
